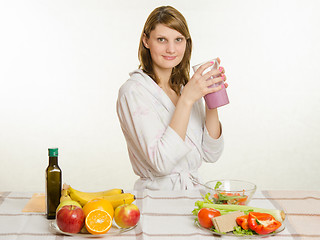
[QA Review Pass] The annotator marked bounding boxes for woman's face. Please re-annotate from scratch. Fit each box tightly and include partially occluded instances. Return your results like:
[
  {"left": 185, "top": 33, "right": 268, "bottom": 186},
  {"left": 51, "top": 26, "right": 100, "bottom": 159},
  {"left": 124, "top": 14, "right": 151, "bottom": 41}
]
[{"left": 143, "top": 24, "right": 186, "bottom": 73}]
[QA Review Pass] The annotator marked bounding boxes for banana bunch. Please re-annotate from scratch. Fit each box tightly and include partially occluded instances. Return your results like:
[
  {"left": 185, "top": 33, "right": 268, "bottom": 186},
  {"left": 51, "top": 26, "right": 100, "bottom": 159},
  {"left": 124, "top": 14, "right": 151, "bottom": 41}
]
[{"left": 61, "top": 184, "right": 135, "bottom": 209}]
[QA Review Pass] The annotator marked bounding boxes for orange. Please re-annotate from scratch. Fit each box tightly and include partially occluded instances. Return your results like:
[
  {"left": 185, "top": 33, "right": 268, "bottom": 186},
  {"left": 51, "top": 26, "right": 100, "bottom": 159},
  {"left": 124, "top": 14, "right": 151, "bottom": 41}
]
[
  {"left": 83, "top": 198, "right": 114, "bottom": 218},
  {"left": 85, "top": 209, "right": 112, "bottom": 235}
]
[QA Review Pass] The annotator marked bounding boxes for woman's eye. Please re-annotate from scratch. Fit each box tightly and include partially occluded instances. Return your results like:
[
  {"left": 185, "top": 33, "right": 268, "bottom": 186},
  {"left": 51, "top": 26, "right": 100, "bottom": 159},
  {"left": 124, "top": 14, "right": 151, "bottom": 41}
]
[
  {"left": 176, "top": 38, "right": 183, "bottom": 42},
  {"left": 157, "top": 38, "right": 166, "bottom": 42}
]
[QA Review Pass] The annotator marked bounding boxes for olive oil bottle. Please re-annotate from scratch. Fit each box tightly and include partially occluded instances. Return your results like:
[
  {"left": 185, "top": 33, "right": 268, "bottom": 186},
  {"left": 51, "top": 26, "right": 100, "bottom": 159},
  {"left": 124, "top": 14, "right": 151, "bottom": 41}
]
[{"left": 46, "top": 148, "right": 62, "bottom": 219}]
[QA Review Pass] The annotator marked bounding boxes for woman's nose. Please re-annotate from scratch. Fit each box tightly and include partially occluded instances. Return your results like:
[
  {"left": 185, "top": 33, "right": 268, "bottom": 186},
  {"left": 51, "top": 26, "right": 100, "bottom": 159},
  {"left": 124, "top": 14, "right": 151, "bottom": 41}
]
[{"left": 166, "top": 41, "right": 176, "bottom": 54}]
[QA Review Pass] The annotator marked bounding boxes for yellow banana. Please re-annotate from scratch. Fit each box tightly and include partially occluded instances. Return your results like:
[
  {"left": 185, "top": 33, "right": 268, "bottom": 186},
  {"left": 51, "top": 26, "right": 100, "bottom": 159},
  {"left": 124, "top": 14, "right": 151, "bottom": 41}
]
[
  {"left": 69, "top": 190, "right": 135, "bottom": 208},
  {"left": 101, "top": 193, "right": 136, "bottom": 209},
  {"left": 69, "top": 190, "right": 93, "bottom": 206},
  {"left": 69, "top": 186, "right": 123, "bottom": 198},
  {"left": 60, "top": 188, "right": 72, "bottom": 203},
  {"left": 68, "top": 186, "right": 126, "bottom": 207}
]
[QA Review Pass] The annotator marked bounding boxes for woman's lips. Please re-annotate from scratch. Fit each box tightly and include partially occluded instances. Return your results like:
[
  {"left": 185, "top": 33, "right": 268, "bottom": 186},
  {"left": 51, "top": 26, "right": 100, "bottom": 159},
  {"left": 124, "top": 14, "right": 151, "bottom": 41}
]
[{"left": 163, "top": 56, "right": 177, "bottom": 60}]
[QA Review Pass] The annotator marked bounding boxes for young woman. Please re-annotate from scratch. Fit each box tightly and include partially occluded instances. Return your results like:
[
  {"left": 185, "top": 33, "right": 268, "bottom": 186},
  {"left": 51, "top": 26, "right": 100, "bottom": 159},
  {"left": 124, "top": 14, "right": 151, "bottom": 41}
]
[{"left": 116, "top": 6, "right": 228, "bottom": 190}]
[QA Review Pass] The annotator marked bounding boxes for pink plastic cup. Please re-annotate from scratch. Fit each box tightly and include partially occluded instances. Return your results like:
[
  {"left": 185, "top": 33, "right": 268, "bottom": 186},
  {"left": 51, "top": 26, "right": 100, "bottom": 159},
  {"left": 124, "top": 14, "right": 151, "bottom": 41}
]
[{"left": 192, "top": 58, "right": 229, "bottom": 109}]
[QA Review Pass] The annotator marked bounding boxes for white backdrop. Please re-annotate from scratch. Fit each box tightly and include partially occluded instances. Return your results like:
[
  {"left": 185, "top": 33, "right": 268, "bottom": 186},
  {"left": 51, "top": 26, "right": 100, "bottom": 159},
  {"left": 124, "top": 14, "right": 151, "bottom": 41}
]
[{"left": 1, "top": 0, "right": 319, "bottom": 192}]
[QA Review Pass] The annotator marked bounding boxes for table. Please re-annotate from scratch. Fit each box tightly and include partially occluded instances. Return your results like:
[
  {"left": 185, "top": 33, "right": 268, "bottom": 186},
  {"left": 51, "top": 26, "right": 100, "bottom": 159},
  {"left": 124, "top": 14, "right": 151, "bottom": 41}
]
[{"left": 0, "top": 190, "right": 319, "bottom": 239}]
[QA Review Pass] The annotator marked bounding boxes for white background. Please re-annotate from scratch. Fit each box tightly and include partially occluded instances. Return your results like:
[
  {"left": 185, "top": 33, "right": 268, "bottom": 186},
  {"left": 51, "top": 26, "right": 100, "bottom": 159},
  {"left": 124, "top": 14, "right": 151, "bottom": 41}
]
[{"left": 1, "top": 0, "right": 319, "bottom": 192}]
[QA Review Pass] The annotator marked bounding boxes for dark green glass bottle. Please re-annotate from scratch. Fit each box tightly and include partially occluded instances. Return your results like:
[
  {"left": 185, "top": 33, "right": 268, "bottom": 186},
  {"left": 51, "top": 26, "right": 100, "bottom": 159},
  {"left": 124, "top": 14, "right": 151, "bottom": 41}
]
[{"left": 46, "top": 148, "right": 62, "bottom": 219}]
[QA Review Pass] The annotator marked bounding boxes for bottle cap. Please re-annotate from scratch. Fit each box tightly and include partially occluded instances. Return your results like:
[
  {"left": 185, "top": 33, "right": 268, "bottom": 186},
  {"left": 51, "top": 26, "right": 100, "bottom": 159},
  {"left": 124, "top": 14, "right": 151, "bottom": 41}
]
[{"left": 48, "top": 148, "right": 58, "bottom": 157}]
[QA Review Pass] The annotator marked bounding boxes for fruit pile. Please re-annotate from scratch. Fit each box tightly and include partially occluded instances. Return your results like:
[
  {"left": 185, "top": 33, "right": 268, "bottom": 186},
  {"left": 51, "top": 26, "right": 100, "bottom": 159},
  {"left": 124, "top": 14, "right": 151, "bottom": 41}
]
[{"left": 56, "top": 184, "right": 140, "bottom": 235}]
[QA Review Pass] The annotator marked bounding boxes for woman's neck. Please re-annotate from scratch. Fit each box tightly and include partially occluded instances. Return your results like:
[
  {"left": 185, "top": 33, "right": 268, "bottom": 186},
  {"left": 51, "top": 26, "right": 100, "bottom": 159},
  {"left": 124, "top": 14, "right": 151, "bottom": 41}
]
[
  {"left": 154, "top": 66, "right": 172, "bottom": 89},
  {"left": 153, "top": 66, "right": 179, "bottom": 105}
]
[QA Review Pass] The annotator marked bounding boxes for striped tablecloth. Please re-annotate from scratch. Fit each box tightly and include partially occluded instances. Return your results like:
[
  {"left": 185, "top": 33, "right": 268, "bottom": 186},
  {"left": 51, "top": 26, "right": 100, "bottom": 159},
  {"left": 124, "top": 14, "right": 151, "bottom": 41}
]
[{"left": 0, "top": 190, "right": 319, "bottom": 239}]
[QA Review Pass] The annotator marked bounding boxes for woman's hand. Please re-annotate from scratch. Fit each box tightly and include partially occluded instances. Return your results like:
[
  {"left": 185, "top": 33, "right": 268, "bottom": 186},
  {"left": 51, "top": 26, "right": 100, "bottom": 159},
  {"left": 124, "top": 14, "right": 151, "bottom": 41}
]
[
  {"left": 170, "top": 58, "right": 227, "bottom": 140},
  {"left": 181, "top": 60, "right": 227, "bottom": 106}
]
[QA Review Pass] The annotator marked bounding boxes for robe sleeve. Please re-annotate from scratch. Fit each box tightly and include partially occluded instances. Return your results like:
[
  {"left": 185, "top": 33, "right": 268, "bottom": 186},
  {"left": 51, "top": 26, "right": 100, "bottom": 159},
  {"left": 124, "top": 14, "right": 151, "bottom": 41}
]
[
  {"left": 117, "top": 86, "right": 192, "bottom": 175},
  {"left": 201, "top": 124, "right": 224, "bottom": 163}
]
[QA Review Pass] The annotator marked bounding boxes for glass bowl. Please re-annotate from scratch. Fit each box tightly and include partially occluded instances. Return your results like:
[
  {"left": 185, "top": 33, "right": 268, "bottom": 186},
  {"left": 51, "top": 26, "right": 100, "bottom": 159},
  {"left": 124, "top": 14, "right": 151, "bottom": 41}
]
[{"left": 204, "top": 179, "right": 257, "bottom": 205}]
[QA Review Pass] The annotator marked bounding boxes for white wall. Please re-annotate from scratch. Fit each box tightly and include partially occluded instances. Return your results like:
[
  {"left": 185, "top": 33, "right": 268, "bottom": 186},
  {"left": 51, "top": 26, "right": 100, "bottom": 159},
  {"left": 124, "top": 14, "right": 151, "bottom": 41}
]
[{"left": 1, "top": 0, "right": 319, "bottom": 192}]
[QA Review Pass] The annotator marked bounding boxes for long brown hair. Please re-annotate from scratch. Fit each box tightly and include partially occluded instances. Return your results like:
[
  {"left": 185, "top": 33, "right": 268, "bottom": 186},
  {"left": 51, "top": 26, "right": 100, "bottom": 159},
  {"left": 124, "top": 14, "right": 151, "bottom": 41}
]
[{"left": 138, "top": 6, "right": 192, "bottom": 95}]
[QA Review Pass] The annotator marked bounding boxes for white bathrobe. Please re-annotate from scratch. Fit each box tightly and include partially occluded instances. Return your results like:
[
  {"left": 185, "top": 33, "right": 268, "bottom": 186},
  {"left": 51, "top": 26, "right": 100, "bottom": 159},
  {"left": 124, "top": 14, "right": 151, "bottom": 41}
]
[{"left": 116, "top": 69, "right": 224, "bottom": 190}]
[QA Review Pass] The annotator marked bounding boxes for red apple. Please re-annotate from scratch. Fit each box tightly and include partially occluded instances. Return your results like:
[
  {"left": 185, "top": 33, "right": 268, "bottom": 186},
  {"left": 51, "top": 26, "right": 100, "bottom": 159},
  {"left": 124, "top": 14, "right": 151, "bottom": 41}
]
[
  {"left": 114, "top": 203, "right": 140, "bottom": 228},
  {"left": 56, "top": 205, "right": 85, "bottom": 233}
]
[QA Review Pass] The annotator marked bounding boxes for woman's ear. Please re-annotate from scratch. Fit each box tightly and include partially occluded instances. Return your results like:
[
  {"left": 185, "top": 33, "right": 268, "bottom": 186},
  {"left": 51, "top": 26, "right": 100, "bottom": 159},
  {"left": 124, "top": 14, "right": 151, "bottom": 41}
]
[{"left": 142, "top": 33, "right": 149, "bottom": 49}]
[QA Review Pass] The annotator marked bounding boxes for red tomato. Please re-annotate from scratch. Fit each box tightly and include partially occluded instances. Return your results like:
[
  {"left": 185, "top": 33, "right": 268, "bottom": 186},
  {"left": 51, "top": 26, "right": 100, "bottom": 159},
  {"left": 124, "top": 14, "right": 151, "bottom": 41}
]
[{"left": 197, "top": 208, "right": 221, "bottom": 228}]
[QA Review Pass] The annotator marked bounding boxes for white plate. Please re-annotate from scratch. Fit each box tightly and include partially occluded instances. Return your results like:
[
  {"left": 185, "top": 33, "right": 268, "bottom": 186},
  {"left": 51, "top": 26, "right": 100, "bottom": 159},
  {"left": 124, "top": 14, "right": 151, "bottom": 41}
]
[
  {"left": 49, "top": 220, "right": 137, "bottom": 237},
  {"left": 195, "top": 221, "right": 285, "bottom": 238}
]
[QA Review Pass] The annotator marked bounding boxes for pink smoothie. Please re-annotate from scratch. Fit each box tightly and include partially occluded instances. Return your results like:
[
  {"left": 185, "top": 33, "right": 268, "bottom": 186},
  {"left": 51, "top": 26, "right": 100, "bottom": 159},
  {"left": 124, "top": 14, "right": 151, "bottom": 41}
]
[
  {"left": 204, "top": 83, "right": 229, "bottom": 109},
  {"left": 192, "top": 58, "right": 229, "bottom": 109}
]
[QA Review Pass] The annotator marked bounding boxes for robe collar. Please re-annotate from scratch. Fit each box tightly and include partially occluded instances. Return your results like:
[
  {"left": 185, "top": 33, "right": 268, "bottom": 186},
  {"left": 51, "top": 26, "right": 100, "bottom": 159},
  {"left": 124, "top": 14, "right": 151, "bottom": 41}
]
[{"left": 129, "top": 69, "right": 176, "bottom": 113}]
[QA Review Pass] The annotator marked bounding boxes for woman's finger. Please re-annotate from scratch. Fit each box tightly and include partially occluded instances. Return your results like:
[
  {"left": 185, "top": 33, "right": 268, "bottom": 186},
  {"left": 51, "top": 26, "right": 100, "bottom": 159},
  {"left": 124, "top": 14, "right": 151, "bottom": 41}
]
[
  {"left": 195, "top": 61, "right": 215, "bottom": 76},
  {"left": 218, "top": 66, "right": 225, "bottom": 74},
  {"left": 206, "top": 84, "right": 223, "bottom": 94},
  {"left": 204, "top": 76, "right": 225, "bottom": 88},
  {"left": 220, "top": 73, "right": 226, "bottom": 81},
  {"left": 201, "top": 68, "right": 221, "bottom": 81}
]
